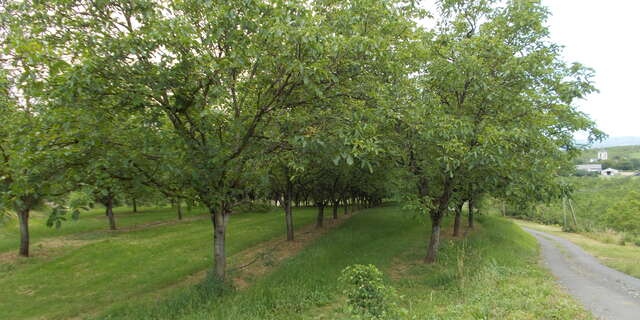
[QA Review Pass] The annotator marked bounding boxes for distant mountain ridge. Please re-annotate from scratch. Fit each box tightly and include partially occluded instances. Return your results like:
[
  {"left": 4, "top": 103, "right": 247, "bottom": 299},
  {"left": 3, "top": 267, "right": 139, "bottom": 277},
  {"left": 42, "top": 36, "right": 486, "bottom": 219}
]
[{"left": 576, "top": 136, "right": 640, "bottom": 149}]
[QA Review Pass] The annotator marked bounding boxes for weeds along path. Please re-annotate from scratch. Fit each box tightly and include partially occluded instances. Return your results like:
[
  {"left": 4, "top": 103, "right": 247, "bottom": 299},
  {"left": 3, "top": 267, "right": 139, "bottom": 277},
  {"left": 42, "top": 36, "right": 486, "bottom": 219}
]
[{"left": 524, "top": 227, "right": 640, "bottom": 320}]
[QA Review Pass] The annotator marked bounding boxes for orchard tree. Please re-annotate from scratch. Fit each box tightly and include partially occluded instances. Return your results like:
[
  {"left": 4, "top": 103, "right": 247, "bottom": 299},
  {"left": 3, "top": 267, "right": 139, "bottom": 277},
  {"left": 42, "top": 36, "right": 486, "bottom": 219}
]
[
  {"left": 394, "top": 0, "right": 602, "bottom": 263},
  {"left": 5, "top": 0, "right": 421, "bottom": 279},
  {"left": 0, "top": 68, "right": 92, "bottom": 256}
]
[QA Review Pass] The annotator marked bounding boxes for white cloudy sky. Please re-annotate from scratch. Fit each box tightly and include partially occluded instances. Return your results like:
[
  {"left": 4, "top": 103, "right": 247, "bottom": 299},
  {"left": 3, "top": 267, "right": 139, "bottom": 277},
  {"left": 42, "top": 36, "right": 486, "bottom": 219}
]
[
  {"left": 420, "top": 1, "right": 640, "bottom": 138},
  {"left": 543, "top": 0, "right": 640, "bottom": 138}
]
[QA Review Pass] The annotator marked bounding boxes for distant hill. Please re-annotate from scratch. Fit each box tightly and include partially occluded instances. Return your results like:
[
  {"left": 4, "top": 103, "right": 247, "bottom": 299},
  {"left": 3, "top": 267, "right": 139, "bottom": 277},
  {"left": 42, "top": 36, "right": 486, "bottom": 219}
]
[
  {"left": 576, "top": 136, "right": 640, "bottom": 148},
  {"left": 576, "top": 145, "right": 640, "bottom": 170}
]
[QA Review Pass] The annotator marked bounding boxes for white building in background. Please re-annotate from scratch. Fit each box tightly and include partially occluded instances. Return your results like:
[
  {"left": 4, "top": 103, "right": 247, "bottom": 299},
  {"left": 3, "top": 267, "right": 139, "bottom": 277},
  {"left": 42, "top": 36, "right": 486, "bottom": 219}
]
[
  {"left": 601, "top": 168, "right": 619, "bottom": 176},
  {"left": 597, "top": 150, "right": 608, "bottom": 161},
  {"left": 576, "top": 164, "right": 602, "bottom": 172}
]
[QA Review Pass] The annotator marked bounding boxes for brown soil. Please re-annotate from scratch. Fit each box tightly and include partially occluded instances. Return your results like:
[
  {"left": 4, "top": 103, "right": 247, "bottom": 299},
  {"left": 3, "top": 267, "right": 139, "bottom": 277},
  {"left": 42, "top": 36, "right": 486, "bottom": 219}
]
[
  {"left": 147, "top": 211, "right": 357, "bottom": 301},
  {"left": 112, "top": 215, "right": 208, "bottom": 233},
  {"left": 0, "top": 238, "right": 97, "bottom": 263},
  {"left": 151, "top": 211, "right": 358, "bottom": 295},
  {"left": 388, "top": 224, "right": 479, "bottom": 281},
  {"left": 231, "top": 211, "right": 356, "bottom": 289}
]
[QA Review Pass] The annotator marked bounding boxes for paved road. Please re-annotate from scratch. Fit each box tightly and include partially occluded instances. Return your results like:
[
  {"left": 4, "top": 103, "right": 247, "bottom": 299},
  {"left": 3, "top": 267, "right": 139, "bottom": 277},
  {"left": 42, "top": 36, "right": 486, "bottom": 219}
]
[{"left": 523, "top": 227, "right": 640, "bottom": 320}]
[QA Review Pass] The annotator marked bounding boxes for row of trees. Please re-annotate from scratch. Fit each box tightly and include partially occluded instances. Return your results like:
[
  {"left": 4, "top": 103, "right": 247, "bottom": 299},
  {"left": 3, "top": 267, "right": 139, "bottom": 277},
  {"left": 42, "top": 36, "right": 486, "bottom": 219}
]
[{"left": 0, "top": 0, "right": 602, "bottom": 280}]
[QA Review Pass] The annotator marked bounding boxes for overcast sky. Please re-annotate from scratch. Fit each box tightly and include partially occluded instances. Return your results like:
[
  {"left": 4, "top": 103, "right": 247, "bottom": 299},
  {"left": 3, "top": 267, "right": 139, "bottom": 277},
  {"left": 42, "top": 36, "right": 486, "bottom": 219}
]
[
  {"left": 542, "top": 0, "right": 639, "bottom": 138},
  {"left": 420, "top": 1, "right": 639, "bottom": 138}
]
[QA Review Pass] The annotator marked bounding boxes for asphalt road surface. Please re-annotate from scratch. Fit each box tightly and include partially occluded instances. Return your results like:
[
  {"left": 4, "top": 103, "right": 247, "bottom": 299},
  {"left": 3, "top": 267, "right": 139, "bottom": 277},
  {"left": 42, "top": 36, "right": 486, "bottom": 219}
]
[{"left": 523, "top": 227, "right": 640, "bottom": 320}]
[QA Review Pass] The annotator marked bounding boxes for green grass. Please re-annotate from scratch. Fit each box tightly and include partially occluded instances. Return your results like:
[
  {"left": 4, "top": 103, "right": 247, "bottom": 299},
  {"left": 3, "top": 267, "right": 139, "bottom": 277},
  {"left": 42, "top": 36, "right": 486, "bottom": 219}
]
[
  {"left": 104, "top": 206, "right": 592, "bottom": 320},
  {"left": 577, "top": 145, "right": 640, "bottom": 163},
  {"left": 389, "top": 217, "right": 592, "bottom": 319},
  {"left": 512, "top": 219, "right": 640, "bottom": 279},
  {"left": 501, "top": 176, "right": 640, "bottom": 241},
  {"left": 0, "top": 207, "right": 319, "bottom": 320},
  {"left": 1, "top": 205, "right": 592, "bottom": 319},
  {"left": 0, "top": 205, "right": 207, "bottom": 253}
]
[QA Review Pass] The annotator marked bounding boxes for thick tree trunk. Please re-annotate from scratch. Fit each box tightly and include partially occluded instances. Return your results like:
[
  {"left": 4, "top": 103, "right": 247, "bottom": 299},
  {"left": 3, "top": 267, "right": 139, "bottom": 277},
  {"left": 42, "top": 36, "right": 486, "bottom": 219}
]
[
  {"left": 332, "top": 202, "right": 339, "bottom": 220},
  {"left": 210, "top": 207, "right": 228, "bottom": 280},
  {"left": 177, "top": 200, "right": 183, "bottom": 220},
  {"left": 425, "top": 217, "right": 442, "bottom": 263},
  {"left": 106, "top": 198, "right": 117, "bottom": 230},
  {"left": 284, "top": 177, "right": 294, "bottom": 241},
  {"left": 468, "top": 197, "right": 475, "bottom": 229},
  {"left": 316, "top": 204, "right": 325, "bottom": 228},
  {"left": 453, "top": 202, "right": 462, "bottom": 237},
  {"left": 343, "top": 199, "right": 348, "bottom": 215},
  {"left": 17, "top": 209, "right": 30, "bottom": 257},
  {"left": 132, "top": 198, "right": 138, "bottom": 213}
]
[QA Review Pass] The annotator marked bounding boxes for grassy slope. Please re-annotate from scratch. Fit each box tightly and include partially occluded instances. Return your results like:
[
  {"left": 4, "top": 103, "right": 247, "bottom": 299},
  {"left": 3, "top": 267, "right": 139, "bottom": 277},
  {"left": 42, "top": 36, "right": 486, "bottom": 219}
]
[
  {"left": 512, "top": 219, "right": 640, "bottom": 279},
  {"left": 109, "top": 206, "right": 591, "bottom": 320},
  {"left": 0, "top": 207, "right": 318, "bottom": 320},
  {"left": 0, "top": 205, "right": 207, "bottom": 253},
  {"left": 577, "top": 145, "right": 640, "bottom": 163}
]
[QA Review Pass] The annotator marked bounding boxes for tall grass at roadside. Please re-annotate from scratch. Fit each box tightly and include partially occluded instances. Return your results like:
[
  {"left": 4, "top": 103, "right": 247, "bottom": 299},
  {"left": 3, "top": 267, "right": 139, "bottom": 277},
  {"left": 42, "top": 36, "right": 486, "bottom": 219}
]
[
  {"left": 514, "top": 219, "right": 640, "bottom": 279},
  {"left": 394, "top": 216, "right": 592, "bottom": 319}
]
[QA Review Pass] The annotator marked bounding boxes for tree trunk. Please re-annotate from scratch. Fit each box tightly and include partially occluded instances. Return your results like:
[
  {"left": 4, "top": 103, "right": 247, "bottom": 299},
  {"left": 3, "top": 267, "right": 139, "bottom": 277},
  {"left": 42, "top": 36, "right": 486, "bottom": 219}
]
[
  {"left": 177, "top": 200, "right": 183, "bottom": 220},
  {"left": 343, "top": 199, "right": 348, "bottom": 215},
  {"left": 316, "top": 204, "right": 325, "bottom": 228},
  {"left": 425, "top": 179, "right": 453, "bottom": 263},
  {"left": 425, "top": 217, "right": 442, "bottom": 263},
  {"left": 106, "top": 198, "right": 117, "bottom": 230},
  {"left": 273, "top": 193, "right": 280, "bottom": 207},
  {"left": 284, "top": 177, "right": 294, "bottom": 241},
  {"left": 468, "top": 197, "right": 475, "bottom": 229},
  {"left": 210, "top": 206, "right": 229, "bottom": 280},
  {"left": 17, "top": 209, "right": 30, "bottom": 257},
  {"left": 453, "top": 202, "right": 462, "bottom": 237},
  {"left": 332, "top": 202, "right": 339, "bottom": 220},
  {"left": 132, "top": 198, "right": 138, "bottom": 213}
]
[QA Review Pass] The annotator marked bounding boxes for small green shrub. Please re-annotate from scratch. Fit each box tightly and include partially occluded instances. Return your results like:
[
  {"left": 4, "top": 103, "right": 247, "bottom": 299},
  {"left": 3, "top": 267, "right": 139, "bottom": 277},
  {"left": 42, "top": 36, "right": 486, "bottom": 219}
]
[
  {"left": 604, "top": 191, "right": 640, "bottom": 235},
  {"left": 561, "top": 223, "right": 579, "bottom": 233},
  {"left": 339, "top": 264, "right": 401, "bottom": 319},
  {"left": 622, "top": 233, "right": 636, "bottom": 245}
]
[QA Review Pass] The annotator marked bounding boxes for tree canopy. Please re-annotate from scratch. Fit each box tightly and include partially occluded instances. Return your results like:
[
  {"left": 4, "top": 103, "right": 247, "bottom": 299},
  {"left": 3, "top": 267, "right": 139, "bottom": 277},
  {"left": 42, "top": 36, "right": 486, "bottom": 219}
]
[{"left": 1, "top": 0, "right": 602, "bottom": 277}]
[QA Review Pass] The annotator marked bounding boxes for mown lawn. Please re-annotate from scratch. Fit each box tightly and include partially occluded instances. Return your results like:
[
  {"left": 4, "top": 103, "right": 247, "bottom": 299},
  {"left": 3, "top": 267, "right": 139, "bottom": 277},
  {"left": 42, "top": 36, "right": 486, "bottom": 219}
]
[
  {"left": 0, "top": 205, "right": 207, "bottom": 253},
  {"left": 104, "top": 205, "right": 592, "bottom": 320},
  {"left": 0, "top": 207, "right": 318, "bottom": 320}
]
